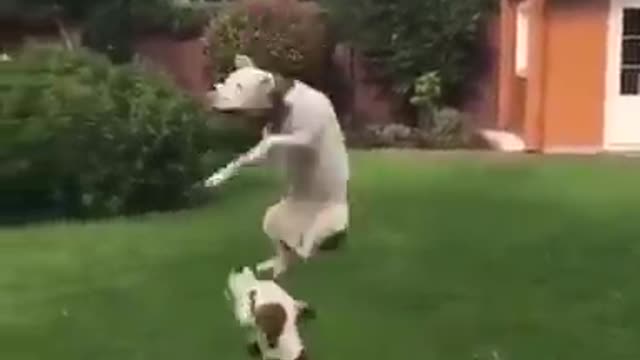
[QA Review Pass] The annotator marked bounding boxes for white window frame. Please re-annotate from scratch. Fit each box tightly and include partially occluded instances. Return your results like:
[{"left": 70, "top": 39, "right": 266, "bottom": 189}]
[{"left": 515, "top": 0, "right": 532, "bottom": 78}]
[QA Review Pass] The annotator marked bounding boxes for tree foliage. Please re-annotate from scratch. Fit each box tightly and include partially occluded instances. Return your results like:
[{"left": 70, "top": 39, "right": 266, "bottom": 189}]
[
  {"left": 206, "top": 0, "right": 334, "bottom": 88},
  {"left": 82, "top": 0, "right": 211, "bottom": 63},
  {"left": 316, "top": 0, "right": 497, "bottom": 104},
  {"left": 1, "top": 0, "right": 211, "bottom": 63}
]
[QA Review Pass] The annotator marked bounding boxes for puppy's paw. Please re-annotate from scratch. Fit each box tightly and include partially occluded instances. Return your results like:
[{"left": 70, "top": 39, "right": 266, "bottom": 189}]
[
  {"left": 255, "top": 260, "right": 277, "bottom": 280},
  {"left": 255, "top": 258, "right": 287, "bottom": 279},
  {"left": 296, "top": 301, "right": 317, "bottom": 322},
  {"left": 246, "top": 341, "right": 262, "bottom": 358}
]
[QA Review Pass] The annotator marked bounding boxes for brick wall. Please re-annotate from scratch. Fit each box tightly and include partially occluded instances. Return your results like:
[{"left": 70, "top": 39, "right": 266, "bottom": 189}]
[{"left": 133, "top": 35, "right": 213, "bottom": 103}]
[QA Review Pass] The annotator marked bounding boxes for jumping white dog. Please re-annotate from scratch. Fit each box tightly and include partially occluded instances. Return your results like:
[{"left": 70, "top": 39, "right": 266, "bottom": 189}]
[{"left": 205, "top": 55, "right": 350, "bottom": 278}]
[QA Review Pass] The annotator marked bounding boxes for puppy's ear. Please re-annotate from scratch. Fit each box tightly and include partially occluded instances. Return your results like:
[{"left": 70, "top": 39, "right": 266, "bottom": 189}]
[{"left": 254, "top": 303, "right": 287, "bottom": 348}]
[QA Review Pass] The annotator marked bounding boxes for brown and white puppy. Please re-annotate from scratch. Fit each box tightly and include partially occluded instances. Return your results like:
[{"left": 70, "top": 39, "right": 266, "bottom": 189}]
[
  {"left": 205, "top": 55, "right": 350, "bottom": 279},
  {"left": 225, "top": 266, "right": 315, "bottom": 360}
]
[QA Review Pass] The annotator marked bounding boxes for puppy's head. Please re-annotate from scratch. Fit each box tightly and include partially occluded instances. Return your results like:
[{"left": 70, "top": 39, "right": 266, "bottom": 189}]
[
  {"left": 227, "top": 265, "right": 257, "bottom": 294},
  {"left": 225, "top": 265, "right": 259, "bottom": 324}
]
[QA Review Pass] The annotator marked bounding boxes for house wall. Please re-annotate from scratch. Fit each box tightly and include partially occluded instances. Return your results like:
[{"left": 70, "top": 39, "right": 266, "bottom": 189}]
[
  {"left": 541, "top": 0, "right": 609, "bottom": 149},
  {"left": 513, "top": 77, "right": 528, "bottom": 133}
]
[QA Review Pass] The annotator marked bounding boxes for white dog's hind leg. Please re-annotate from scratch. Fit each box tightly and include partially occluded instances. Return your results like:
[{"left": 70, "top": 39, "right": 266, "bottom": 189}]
[
  {"left": 295, "top": 202, "right": 349, "bottom": 260},
  {"left": 257, "top": 201, "right": 298, "bottom": 278}
]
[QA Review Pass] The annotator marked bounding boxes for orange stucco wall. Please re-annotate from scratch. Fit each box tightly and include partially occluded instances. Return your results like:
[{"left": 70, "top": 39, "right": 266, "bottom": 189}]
[{"left": 541, "top": 0, "right": 609, "bottom": 149}]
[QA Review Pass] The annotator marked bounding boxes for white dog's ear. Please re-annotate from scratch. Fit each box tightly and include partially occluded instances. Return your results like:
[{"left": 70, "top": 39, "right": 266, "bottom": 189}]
[
  {"left": 235, "top": 54, "right": 256, "bottom": 69},
  {"left": 260, "top": 73, "right": 275, "bottom": 89}
]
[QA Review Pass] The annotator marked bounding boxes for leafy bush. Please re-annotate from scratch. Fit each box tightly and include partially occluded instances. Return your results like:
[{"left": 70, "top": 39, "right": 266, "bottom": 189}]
[
  {"left": 346, "top": 108, "right": 471, "bottom": 149},
  {"left": 317, "top": 0, "right": 496, "bottom": 104},
  {"left": 0, "top": 46, "right": 253, "bottom": 219},
  {"left": 427, "top": 107, "right": 471, "bottom": 149},
  {"left": 410, "top": 71, "right": 442, "bottom": 127},
  {"left": 206, "top": 0, "right": 334, "bottom": 87}
]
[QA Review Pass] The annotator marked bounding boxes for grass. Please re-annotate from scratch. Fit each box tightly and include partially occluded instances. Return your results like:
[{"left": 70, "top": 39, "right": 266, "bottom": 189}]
[{"left": 2, "top": 150, "right": 640, "bottom": 360}]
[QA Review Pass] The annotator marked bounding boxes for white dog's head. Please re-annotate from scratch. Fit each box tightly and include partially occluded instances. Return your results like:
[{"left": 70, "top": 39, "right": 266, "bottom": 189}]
[
  {"left": 208, "top": 55, "right": 296, "bottom": 132},
  {"left": 209, "top": 55, "right": 278, "bottom": 112}
]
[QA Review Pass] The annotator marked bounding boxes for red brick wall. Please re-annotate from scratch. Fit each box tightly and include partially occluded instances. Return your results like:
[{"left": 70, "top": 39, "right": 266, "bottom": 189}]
[
  {"left": 331, "top": 44, "right": 402, "bottom": 127},
  {"left": 133, "top": 35, "right": 213, "bottom": 102}
]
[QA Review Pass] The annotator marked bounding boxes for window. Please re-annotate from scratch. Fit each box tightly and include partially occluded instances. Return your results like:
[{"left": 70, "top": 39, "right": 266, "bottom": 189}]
[
  {"left": 620, "top": 8, "right": 640, "bottom": 95},
  {"left": 515, "top": 0, "right": 531, "bottom": 78}
]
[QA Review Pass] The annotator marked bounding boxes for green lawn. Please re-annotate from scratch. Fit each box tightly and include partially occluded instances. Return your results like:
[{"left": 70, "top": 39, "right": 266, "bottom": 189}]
[{"left": 2, "top": 150, "right": 640, "bottom": 360}]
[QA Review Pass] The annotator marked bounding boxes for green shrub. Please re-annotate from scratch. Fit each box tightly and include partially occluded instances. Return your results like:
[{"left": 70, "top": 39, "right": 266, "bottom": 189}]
[
  {"left": 345, "top": 107, "right": 471, "bottom": 150},
  {"left": 409, "top": 72, "right": 471, "bottom": 148},
  {"left": 0, "top": 46, "right": 253, "bottom": 219},
  {"left": 206, "top": 0, "right": 334, "bottom": 88},
  {"left": 427, "top": 107, "right": 471, "bottom": 149}
]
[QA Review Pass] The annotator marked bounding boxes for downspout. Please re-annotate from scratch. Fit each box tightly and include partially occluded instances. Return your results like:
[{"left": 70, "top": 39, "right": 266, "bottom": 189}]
[
  {"left": 524, "top": 0, "right": 547, "bottom": 151},
  {"left": 497, "top": 0, "right": 517, "bottom": 130},
  {"left": 534, "top": 0, "right": 547, "bottom": 151}
]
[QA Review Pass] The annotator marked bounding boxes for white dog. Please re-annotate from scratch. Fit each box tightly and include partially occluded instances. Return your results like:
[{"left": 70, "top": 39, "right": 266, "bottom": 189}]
[
  {"left": 206, "top": 55, "right": 350, "bottom": 278},
  {"left": 225, "top": 266, "right": 315, "bottom": 360}
]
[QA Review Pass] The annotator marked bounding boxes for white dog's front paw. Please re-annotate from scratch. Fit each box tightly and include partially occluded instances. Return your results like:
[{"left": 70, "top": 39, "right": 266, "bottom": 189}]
[
  {"left": 294, "top": 237, "right": 315, "bottom": 261},
  {"left": 204, "top": 171, "right": 227, "bottom": 187},
  {"left": 256, "top": 259, "right": 275, "bottom": 272},
  {"left": 256, "top": 258, "right": 286, "bottom": 278},
  {"left": 243, "top": 143, "right": 268, "bottom": 164}
]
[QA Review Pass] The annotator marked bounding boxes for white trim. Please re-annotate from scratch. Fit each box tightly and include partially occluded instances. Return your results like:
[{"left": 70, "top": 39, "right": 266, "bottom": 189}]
[
  {"left": 601, "top": 142, "right": 640, "bottom": 151},
  {"left": 604, "top": 0, "right": 640, "bottom": 149},
  {"left": 543, "top": 146, "right": 603, "bottom": 154},
  {"left": 603, "top": 0, "right": 618, "bottom": 148},
  {"left": 515, "top": 0, "right": 532, "bottom": 78}
]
